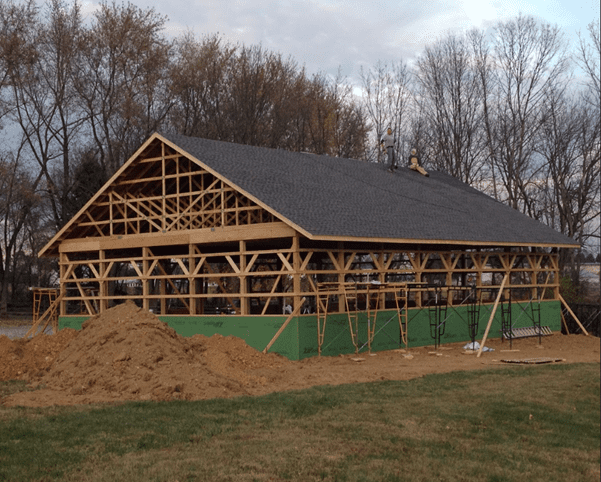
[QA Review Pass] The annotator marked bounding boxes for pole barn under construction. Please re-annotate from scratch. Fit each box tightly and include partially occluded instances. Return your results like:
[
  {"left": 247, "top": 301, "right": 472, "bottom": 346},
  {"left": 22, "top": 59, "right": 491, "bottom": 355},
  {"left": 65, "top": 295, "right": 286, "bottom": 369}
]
[{"left": 37, "top": 133, "right": 578, "bottom": 359}]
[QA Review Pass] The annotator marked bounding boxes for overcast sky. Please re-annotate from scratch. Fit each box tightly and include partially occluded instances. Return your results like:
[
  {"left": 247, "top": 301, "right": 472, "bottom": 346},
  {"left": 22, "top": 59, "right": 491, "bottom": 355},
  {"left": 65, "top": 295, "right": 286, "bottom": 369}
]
[{"left": 71, "top": 0, "right": 601, "bottom": 81}]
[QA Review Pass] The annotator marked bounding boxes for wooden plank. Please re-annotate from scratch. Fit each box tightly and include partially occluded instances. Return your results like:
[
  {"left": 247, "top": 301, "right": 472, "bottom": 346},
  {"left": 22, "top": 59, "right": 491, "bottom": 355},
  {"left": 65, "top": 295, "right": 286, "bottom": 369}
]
[
  {"left": 239, "top": 240, "right": 249, "bottom": 315},
  {"left": 292, "top": 235, "right": 302, "bottom": 311},
  {"left": 176, "top": 258, "right": 190, "bottom": 276},
  {"left": 263, "top": 298, "right": 306, "bottom": 354},
  {"left": 260, "top": 274, "right": 283, "bottom": 316},
  {"left": 277, "top": 252, "right": 293, "bottom": 272},
  {"left": 369, "top": 252, "right": 383, "bottom": 270},
  {"left": 155, "top": 261, "right": 191, "bottom": 312},
  {"left": 344, "top": 252, "right": 357, "bottom": 271},
  {"left": 225, "top": 255, "right": 241, "bottom": 274},
  {"left": 246, "top": 253, "right": 260, "bottom": 273},
  {"left": 501, "top": 357, "right": 564, "bottom": 364},
  {"left": 327, "top": 251, "right": 341, "bottom": 271},
  {"left": 477, "top": 273, "right": 508, "bottom": 358},
  {"left": 58, "top": 222, "right": 295, "bottom": 252},
  {"left": 559, "top": 294, "right": 589, "bottom": 336}
]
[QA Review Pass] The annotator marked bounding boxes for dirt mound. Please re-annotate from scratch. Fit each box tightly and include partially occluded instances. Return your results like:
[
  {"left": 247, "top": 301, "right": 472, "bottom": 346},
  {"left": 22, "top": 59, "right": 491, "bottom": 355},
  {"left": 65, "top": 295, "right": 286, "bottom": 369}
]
[
  {"left": 2, "top": 300, "right": 599, "bottom": 408},
  {"left": 0, "top": 329, "right": 79, "bottom": 381},
  {"left": 4, "top": 301, "right": 289, "bottom": 406}
]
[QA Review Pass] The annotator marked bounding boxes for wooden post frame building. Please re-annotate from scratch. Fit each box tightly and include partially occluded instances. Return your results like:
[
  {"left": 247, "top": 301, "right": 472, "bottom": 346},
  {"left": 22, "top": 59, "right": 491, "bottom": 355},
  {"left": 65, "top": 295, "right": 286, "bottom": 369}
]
[{"left": 39, "top": 133, "right": 578, "bottom": 359}]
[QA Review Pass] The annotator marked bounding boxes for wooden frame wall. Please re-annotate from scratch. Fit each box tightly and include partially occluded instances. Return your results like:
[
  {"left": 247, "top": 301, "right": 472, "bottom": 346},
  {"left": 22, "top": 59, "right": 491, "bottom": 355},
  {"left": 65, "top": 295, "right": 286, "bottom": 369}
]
[
  {"left": 45, "top": 137, "right": 561, "bottom": 317},
  {"left": 58, "top": 238, "right": 559, "bottom": 317}
]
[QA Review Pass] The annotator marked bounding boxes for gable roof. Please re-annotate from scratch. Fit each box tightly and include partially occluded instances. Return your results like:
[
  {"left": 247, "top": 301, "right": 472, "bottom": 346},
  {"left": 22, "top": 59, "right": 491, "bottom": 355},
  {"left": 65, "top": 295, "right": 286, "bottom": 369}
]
[
  {"left": 39, "top": 132, "right": 577, "bottom": 257},
  {"left": 159, "top": 132, "right": 577, "bottom": 248}
]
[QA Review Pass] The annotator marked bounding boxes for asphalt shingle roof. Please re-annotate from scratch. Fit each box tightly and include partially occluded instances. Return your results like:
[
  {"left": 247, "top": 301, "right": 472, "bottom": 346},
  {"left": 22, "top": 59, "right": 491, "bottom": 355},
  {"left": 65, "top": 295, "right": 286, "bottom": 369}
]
[{"left": 163, "top": 133, "right": 576, "bottom": 247}]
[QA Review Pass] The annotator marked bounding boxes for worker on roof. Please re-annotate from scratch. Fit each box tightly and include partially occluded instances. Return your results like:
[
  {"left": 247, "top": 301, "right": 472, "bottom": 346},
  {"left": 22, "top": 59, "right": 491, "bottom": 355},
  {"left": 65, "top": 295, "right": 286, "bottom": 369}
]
[
  {"left": 409, "top": 148, "right": 429, "bottom": 177},
  {"left": 380, "top": 127, "right": 397, "bottom": 172}
]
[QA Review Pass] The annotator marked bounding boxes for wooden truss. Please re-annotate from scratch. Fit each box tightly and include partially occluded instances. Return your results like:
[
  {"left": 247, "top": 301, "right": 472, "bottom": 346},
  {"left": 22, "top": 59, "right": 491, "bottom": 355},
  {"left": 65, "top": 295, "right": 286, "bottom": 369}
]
[{"left": 42, "top": 139, "right": 278, "bottom": 257}]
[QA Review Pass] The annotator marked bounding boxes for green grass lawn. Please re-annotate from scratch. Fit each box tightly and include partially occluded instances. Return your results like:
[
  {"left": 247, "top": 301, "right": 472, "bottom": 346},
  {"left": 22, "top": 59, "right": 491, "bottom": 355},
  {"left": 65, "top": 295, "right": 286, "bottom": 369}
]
[{"left": 1, "top": 363, "right": 599, "bottom": 482}]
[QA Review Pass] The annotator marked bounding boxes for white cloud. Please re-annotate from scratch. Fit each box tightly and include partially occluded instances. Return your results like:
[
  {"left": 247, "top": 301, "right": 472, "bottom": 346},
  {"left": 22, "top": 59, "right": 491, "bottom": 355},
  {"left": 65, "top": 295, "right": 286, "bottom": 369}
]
[{"left": 53, "top": 0, "right": 600, "bottom": 82}]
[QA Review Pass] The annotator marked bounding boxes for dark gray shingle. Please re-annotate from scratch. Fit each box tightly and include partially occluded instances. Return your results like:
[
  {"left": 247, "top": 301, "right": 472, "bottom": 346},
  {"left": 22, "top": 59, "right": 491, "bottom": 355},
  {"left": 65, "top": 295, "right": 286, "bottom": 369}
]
[{"left": 163, "top": 133, "right": 577, "bottom": 247}]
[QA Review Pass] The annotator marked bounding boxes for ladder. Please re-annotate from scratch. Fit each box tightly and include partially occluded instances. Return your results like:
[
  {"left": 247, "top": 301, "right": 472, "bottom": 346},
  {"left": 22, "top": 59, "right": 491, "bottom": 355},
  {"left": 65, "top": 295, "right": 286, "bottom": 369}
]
[
  {"left": 26, "top": 290, "right": 63, "bottom": 338},
  {"left": 343, "top": 283, "right": 360, "bottom": 354},
  {"left": 466, "top": 288, "right": 481, "bottom": 345},
  {"left": 428, "top": 287, "right": 447, "bottom": 350},
  {"left": 394, "top": 284, "right": 409, "bottom": 349},
  {"left": 316, "top": 283, "right": 332, "bottom": 356},
  {"left": 500, "top": 290, "right": 513, "bottom": 348},
  {"left": 365, "top": 283, "right": 381, "bottom": 354}
]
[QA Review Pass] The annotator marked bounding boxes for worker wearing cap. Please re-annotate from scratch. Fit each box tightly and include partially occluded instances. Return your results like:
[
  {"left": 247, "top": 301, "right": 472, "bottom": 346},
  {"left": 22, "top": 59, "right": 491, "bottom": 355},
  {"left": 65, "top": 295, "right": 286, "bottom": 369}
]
[{"left": 380, "top": 127, "right": 396, "bottom": 171}]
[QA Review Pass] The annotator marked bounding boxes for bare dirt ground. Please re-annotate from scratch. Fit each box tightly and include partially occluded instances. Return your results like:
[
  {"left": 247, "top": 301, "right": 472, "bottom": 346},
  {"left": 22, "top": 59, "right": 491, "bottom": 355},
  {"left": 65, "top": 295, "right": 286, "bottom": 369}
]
[{"left": 1, "top": 301, "right": 599, "bottom": 407}]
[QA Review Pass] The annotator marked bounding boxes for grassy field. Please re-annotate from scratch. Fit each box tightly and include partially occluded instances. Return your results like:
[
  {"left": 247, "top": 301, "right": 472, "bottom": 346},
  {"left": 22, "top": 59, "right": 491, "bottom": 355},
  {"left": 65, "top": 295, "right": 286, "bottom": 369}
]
[{"left": 1, "top": 363, "right": 599, "bottom": 482}]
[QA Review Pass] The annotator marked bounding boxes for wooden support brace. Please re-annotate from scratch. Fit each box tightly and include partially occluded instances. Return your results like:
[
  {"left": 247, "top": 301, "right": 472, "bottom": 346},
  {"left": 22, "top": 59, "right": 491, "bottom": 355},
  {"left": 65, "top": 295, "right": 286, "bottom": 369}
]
[
  {"left": 477, "top": 274, "right": 508, "bottom": 358},
  {"left": 558, "top": 294, "right": 589, "bottom": 336},
  {"left": 263, "top": 297, "right": 306, "bottom": 354},
  {"left": 560, "top": 310, "right": 570, "bottom": 335}
]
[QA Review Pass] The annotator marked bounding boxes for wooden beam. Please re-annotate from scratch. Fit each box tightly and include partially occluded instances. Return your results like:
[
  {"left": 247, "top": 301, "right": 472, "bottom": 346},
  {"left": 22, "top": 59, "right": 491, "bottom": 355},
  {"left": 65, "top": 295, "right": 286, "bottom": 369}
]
[
  {"left": 58, "top": 222, "right": 296, "bottom": 253},
  {"left": 239, "top": 240, "right": 249, "bottom": 315},
  {"left": 292, "top": 235, "right": 302, "bottom": 312},
  {"left": 559, "top": 294, "right": 589, "bottom": 336},
  {"left": 263, "top": 297, "right": 306, "bottom": 354},
  {"left": 477, "top": 273, "right": 509, "bottom": 358}
]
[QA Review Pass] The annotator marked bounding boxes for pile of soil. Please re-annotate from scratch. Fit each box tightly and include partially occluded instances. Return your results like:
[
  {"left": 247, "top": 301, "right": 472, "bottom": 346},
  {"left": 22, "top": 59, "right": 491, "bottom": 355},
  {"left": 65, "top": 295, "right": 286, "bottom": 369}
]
[
  {"left": 0, "top": 329, "right": 79, "bottom": 381},
  {"left": 3, "top": 302, "right": 288, "bottom": 407},
  {"left": 2, "top": 301, "right": 599, "bottom": 407}
]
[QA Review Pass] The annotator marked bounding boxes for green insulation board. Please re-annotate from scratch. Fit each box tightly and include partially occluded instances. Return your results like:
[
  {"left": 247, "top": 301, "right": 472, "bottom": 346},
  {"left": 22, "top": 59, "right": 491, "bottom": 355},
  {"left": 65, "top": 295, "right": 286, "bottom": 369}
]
[{"left": 58, "top": 300, "right": 561, "bottom": 360}]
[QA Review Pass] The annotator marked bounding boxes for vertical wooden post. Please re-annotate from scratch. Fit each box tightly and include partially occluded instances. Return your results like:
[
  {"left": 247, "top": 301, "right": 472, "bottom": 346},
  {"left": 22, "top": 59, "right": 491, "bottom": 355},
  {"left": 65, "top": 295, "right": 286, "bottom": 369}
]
[
  {"left": 239, "top": 240, "right": 249, "bottom": 315},
  {"left": 338, "top": 243, "right": 345, "bottom": 313},
  {"left": 445, "top": 253, "right": 453, "bottom": 306},
  {"left": 59, "top": 252, "right": 67, "bottom": 317},
  {"left": 109, "top": 192, "right": 114, "bottom": 236},
  {"left": 415, "top": 252, "right": 423, "bottom": 308},
  {"left": 551, "top": 253, "right": 560, "bottom": 300},
  {"left": 159, "top": 260, "right": 167, "bottom": 315},
  {"left": 189, "top": 244, "right": 196, "bottom": 315},
  {"left": 99, "top": 250, "right": 108, "bottom": 313},
  {"left": 378, "top": 249, "right": 386, "bottom": 308},
  {"left": 292, "top": 235, "right": 302, "bottom": 313},
  {"left": 161, "top": 143, "right": 166, "bottom": 232},
  {"left": 475, "top": 250, "right": 482, "bottom": 300},
  {"left": 530, "top": 251, "right": 538, "bottom": 301}
]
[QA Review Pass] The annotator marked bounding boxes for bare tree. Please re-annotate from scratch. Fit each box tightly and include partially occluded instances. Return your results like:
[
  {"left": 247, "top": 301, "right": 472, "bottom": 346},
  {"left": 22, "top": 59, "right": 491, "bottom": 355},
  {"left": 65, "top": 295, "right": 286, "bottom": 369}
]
[
  {"left": 538, "top": 88, "right": 600, "bottom": 276},
  {"left": 168, "top": 37, "right": 367, "bottom": 157},
  {"left": 539, "top": 91, "right": 600, "bottom": 239},
  {"left": 480, "top": 15, "right": 569, "bottom": 217},
  {"left": 577, "top": 20, "right": 600, "bottom": 111},
  {"left": 4, "top": 0, "right": 85, "bottom": 229},
  {"left": 414, "top": 32, "right": 486, "bottom": 184},
  {"left": 76, "top": 1, "right": 172, "bottom": 176},
  {"left": 0, "top": 149, "right": 43, "bottom": 315},
  {"left": 360, "top": 61, "right": 411, "bottom": 163},
  {"left": 324, "top": 71, "right": 368, "bottom": 159},
  {"left": 169, "top": 33, "right": 236, "bottom": 140}
]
